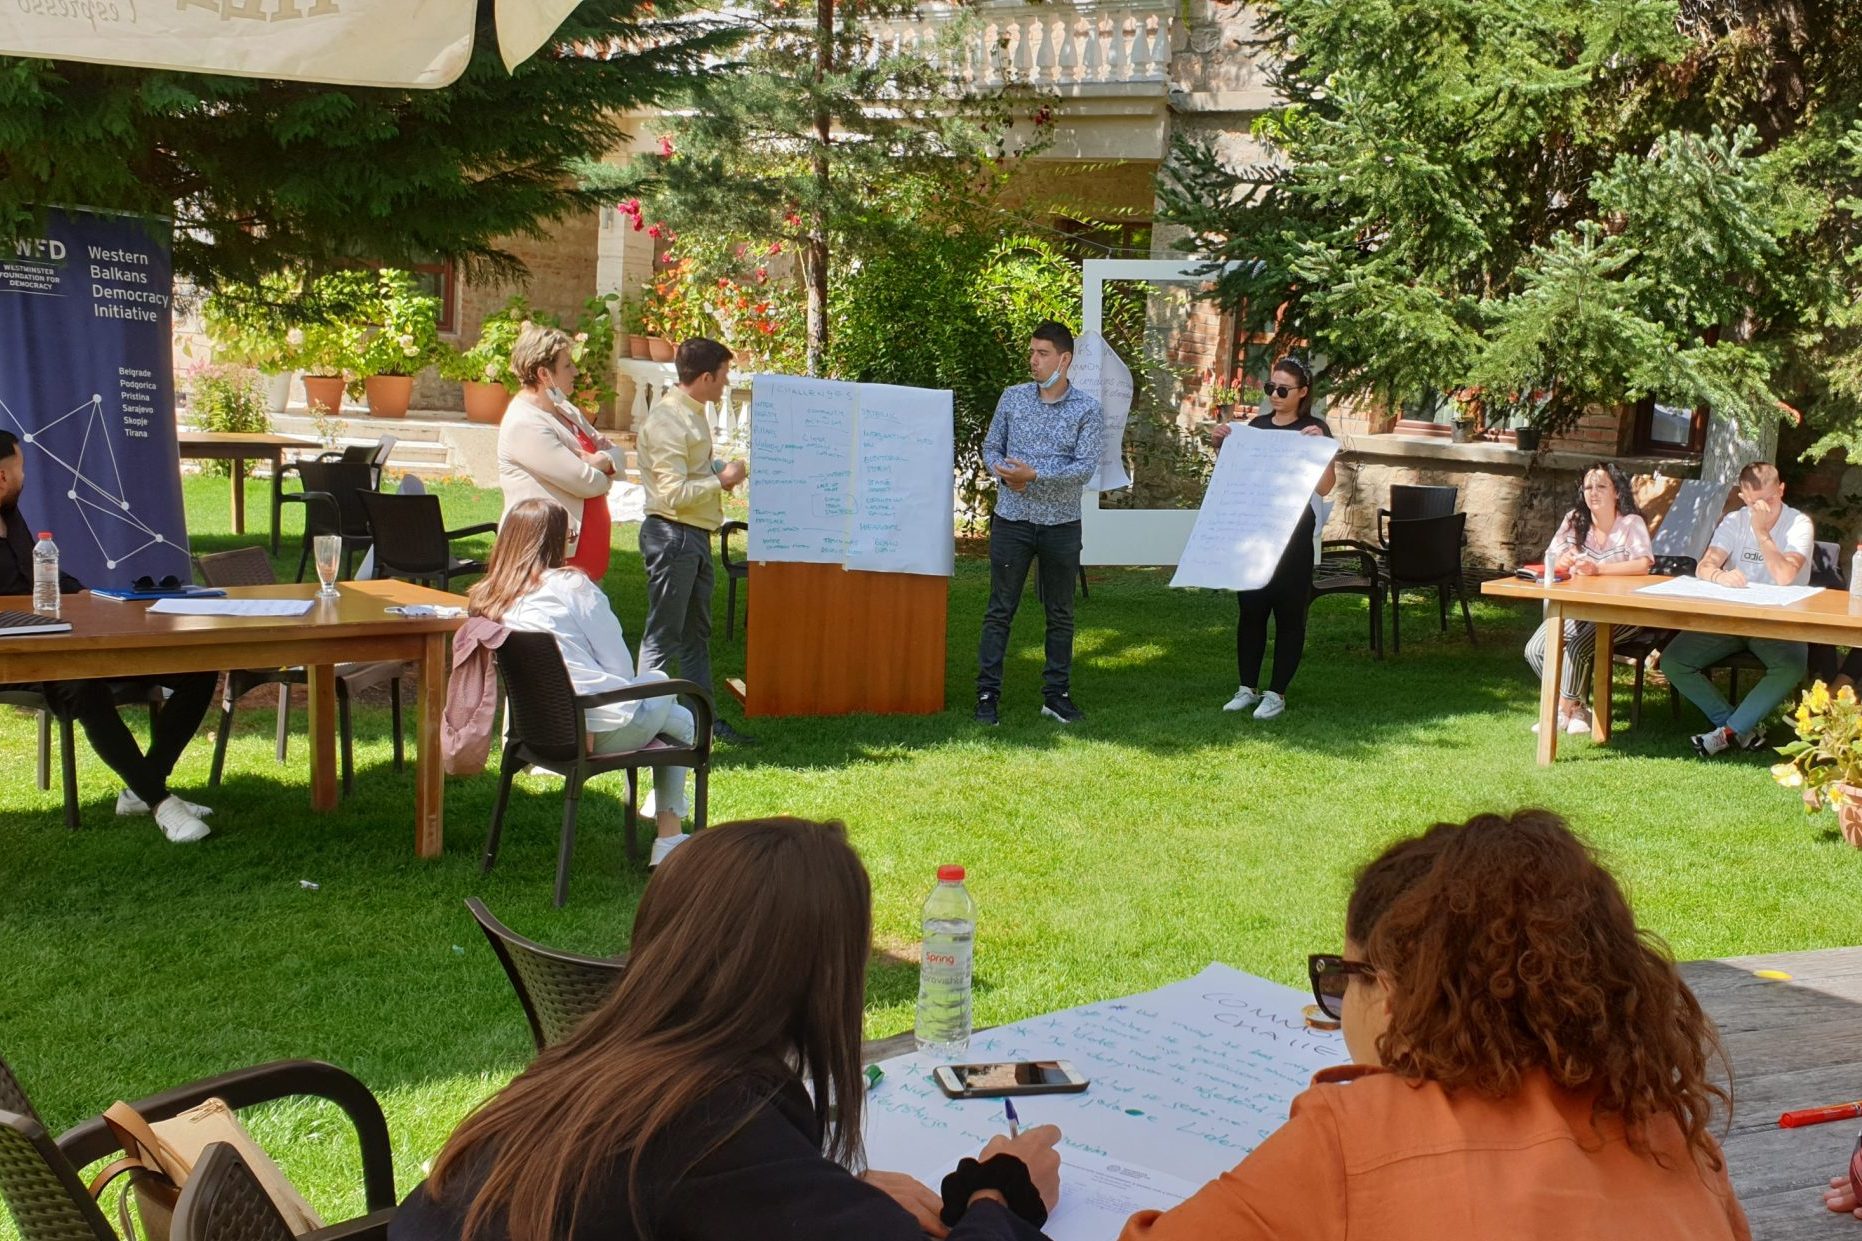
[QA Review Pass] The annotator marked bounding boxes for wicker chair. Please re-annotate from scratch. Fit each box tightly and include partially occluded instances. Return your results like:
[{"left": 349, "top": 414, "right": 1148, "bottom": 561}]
[
  {"left": 282, "top": 460, "right": 377, "bottom": 584},
  {"left": 0, "top": 1055, "right": 395, "bottom": 1241},
  {"left": 1385, "top": 512, "right": 1476, "bottom": 653},
  {"left": 0, "top": 682, "right": 164, "bottom": 831},
  {"left": 173, "top": 1144, "right": 297, "bottom": 1241},
  {"left": 485, "top": 631, "right": 714, "bottom": 906},
  {"left": 196, "top": 547, "right": 407, "bottom": 796},
  {"left": 1313, "top": 539, "right": 1387, "bottom": 658},
  {"left": 357, "top": 492, "right": 495, "bottom": 592},
  {"left": 465, "top": 898, "right": 627, "bottom": 1052}
]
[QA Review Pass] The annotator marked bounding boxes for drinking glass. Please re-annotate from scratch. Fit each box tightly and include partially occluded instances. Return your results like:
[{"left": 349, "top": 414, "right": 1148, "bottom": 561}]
[{"left": 314, "top": 535, "right": 341, "bottom": 598}]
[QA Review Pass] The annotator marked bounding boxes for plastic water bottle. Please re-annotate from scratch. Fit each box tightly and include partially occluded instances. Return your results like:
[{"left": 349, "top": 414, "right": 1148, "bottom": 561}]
[
  {"left": 31, "top": 533, "right": 59, "bottom": 618},
  {"left": 1850, "top": 546, "right": 1861, "bottom": 600},
  {"left": 915, "top": 864, "right": 977, "bottom": 1057}
]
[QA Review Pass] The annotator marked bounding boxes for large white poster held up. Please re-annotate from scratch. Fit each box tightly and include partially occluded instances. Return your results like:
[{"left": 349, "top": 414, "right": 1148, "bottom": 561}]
[
  {"left": 1171, "top": 426, "right": 1339, "bottom": 591},
  {"left": 1070, "top": 332, "right": 1133, "bottom": 492}
]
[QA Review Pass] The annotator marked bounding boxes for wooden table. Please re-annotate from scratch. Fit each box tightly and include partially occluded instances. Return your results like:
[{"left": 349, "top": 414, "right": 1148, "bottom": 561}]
[
  {"left": 1482, "top": 575, "right": 1862, "bottom": 764},
  {"left": 0, "top": 581, "right": 465, "bottom": 856},
  {"left": 1681, "top": 947, "right": 1862, "bottom": 1239},
  {"left": 864, "top": 946, "right": 1862, "bottom": 1237},
  {"left": 175, "top": 432, "right": 318, "bottom": 553}
]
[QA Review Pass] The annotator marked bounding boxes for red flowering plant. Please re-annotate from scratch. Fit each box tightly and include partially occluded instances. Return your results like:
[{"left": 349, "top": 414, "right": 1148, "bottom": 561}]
[{"left": 637, "top": 230, "right": 805, "bottom": 371}]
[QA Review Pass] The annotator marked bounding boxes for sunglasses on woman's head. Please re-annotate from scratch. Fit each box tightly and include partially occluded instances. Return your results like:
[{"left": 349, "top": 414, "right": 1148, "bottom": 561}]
[
  {"left": 1263, "top": 383, "right": 1301, "bottom": 399},
  {"left": 1307, "top": 953, "right": 1377, "bottom": 1021}
]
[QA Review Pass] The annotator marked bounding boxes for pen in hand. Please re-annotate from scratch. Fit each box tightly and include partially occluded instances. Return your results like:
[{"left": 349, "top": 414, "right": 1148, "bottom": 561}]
[{"left": 1004, "top": 1097, "right": 1020, "bottom": 1140}]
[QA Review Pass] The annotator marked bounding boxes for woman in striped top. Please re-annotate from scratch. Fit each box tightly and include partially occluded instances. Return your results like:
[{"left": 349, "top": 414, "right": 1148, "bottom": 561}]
[{"left": 1524, "top": 462, "right": 1654, "bottom": 735}]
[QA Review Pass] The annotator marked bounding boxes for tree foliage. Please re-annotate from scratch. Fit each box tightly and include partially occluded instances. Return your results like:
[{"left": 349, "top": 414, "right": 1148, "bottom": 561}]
[
  {"left": 0, "top": 1, "right": 737, "bottom": 290},
  {"left": 1159, "top": 0, "right": 1862, "bottom": 445}
]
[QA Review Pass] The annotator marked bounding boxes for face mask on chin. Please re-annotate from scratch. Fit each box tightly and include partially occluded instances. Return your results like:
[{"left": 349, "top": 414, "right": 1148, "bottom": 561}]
[{"left": 1038, "top": 366, "right": 1064, "bottom": 390}]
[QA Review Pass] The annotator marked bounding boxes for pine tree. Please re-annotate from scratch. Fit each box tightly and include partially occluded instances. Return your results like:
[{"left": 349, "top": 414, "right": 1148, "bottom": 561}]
[
  {"left": 0, "top": 1, "right": 738, "bottom": 289},
  {"left": 1158, "top": 0, "right": 1862, "bottom": 441}
]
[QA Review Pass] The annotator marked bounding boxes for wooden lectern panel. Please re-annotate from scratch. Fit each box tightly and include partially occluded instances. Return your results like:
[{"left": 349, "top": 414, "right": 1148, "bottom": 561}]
[{"left": 744, "top": 562, "right": 948, "bottom": 716}]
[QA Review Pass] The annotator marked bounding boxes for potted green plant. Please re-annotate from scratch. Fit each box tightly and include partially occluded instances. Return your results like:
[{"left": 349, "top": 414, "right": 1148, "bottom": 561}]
[
  {"left": 440, "top": 296, "right": 535, "bottom": 423},
  {"left": 1448, "top": 390, "right": 1482, "bottom": 443},
  {"left": 1204, "top": 371, "right": 1245, "bottom": 421},
  {"left": 350, "top": 269, "right": 442, "bottom": 419},
  {"left": 569, "top": 294, "right": 621, "bottom": 414},
  {"left": 640, "top": 257, "right": 715, "bottom": 362},
  {"left": 619, "top": 296, "right": 651, "bottom": 360},
  {"left": 1773, "top": 681, "right": 1862, "bottom": 848}
]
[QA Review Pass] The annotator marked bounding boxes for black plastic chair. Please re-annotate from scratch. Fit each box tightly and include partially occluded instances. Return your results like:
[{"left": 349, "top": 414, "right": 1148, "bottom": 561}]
[
  {"left": 283, "top": 460, "right": 377, "bottom": 584},
  {"left": 1, "top": 1054, "right": 395, "bottom": 1241},
  {"left": 0, "top": 682, "right": 165, "bottom": 831},
  {"left": 357, "top": 491, "right": 494, "bottom": 591},
  {"left": 465, "top": 897, "right": 627, "bottom": 1052},
  {"left": 1385, "top": 512, "right": 1475, "bottom": 653},
  {"left": 485, "top": 631, "right": 715, "bottom": 906},
  {"left": 1313, "top": 539, "right": 1386, "bottom": 658},
  {"left": 280, "top": 437, "right": 396, "bottom": 493},
  {"left": 197, "top": 547, "right": 406, "bottom": 796},
  {"left": 1377, "top": 484, "right": 1458, "bottom": 547},
  {"left": 718, "top": 520, "right": 750, "bottom": 639}
]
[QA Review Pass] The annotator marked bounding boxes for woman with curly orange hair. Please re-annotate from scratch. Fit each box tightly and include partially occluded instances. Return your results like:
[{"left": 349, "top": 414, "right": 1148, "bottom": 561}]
[{"left": 1119, "top": 809, "right": 1750, "bottom": 1241}]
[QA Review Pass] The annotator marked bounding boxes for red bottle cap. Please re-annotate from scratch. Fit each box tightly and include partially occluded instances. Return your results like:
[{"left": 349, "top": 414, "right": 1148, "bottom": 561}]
[
  {"left": 37, "top": 532, "right": 51, "bottom": 540},
  {"left": 937, "top": 865, "right": 965, "bottom": 882}
]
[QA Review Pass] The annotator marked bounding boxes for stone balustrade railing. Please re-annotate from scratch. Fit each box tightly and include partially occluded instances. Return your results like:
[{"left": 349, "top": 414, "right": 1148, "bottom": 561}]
[{"left": 871, "top": 1, "right": 1174, "bottom": 91}]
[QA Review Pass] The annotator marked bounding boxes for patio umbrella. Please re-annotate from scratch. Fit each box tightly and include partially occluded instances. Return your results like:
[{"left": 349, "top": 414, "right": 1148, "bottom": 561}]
[{"left": 0, "top": 0, "right": 585, "bottom": 89}]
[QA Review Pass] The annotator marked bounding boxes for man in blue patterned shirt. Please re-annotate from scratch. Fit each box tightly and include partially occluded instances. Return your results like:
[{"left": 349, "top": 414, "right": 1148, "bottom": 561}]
[{"left": 974, "top": 321, "right": 1103, "bottom": 725}]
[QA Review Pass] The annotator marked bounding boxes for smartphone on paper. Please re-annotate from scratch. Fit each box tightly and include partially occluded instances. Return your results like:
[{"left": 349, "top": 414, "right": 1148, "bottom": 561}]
[{"left": 933, "top": 1060, "right": 1089, "bottom": 1099}]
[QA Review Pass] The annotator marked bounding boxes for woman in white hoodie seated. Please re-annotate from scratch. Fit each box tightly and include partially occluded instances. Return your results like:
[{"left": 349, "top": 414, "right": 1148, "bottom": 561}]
[{"left": 467, "top": 497, "right": 698, "bottom": 868}]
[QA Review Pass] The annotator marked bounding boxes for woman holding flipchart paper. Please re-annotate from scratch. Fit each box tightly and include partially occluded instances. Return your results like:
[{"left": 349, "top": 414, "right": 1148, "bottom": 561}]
[{"left": 1209, "top": 357, "right": 1335, "bottom": 721}]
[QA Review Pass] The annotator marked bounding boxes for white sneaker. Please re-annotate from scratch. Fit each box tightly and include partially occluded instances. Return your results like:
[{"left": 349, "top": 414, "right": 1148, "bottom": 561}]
[
  {"left": 1223, "top": 686, "right": 1261, "bottom": 713},
  {"left": 648, "top": 833, "right": 690, "bottom": 868},
  {"left": 1565, "top": 714, "right": 1593, "bottom": 735},
  {"left": 153, "top": 797, "right": 211, "bottom": 843},
  {"left": 1252, "top": 692, "right": 1287, "bottom": 721},
  {"left": 117, "top": 788, "right": 212, "bottom": 819}
]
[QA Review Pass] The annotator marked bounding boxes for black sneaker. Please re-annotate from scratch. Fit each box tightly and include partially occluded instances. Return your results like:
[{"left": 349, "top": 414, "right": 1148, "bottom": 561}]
[
  {"left": 1041, "top": 694, "right": 1084, "bottom": 724},
  {"left": 713, "top": 718, "right": 755, "bottom": 745},
  {"left": 974, "top": 694, "right": 1000, "bottom": 726}
]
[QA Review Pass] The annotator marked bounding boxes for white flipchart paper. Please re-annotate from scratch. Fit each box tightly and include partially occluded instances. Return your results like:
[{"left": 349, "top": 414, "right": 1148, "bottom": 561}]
[
  {"left": 1634, "top": 576, "right": 1824, "bottom": 607},
  {"left": 862, "top": 963, "right": 1347, "bottom": 1241},
  {"left": 1071, "top": 332, "right": 1133, "bottom": 492},
  {"left": 1170, "top": 426, "right": 1339, "bottom": 591},
  {"left": 748, "top": 375, "right": 955, "bottom": 577}
]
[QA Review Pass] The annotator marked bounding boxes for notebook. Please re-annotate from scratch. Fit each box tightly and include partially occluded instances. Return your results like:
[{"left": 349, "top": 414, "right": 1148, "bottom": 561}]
[{"left": 0, "top": 609, "right": 73, "bottom": 636}]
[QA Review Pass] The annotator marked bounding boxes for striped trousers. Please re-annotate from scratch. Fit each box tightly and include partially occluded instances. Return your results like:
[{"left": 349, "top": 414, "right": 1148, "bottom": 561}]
[{"left": 1524, "top": 618, "right": 1646, "bottom": 703}]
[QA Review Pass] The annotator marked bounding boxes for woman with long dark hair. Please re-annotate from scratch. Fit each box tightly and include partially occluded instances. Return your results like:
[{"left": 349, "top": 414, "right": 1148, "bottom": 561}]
[
  {"left": 1210, "top": 356, "right": 1335, "bottom": 720},
  {"left": 1523, "top": 462, "right": 1653, "bottom": 735},
  {"left": 1120, "top": 809, "right": 1750, "bottom": 1240},
  {"left": 392, "top": 819, "right": 1062, "bottom": 1241}
]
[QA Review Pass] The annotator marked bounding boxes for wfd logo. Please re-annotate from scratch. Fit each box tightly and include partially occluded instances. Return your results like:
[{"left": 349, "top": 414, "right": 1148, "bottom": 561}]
[{"left": 12, "top": 239, "right": 66, "bottom": 262}]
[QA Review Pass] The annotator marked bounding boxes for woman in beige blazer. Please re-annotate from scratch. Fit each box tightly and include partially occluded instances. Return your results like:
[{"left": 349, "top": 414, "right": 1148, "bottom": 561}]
[{"left": 498, "top": 324, "right": 622, "bottom": 580}]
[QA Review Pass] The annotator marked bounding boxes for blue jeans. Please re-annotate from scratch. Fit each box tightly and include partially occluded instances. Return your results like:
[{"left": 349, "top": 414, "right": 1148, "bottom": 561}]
[{"left": 1661, "top": 632, "right": 1807, "bottom": 736}]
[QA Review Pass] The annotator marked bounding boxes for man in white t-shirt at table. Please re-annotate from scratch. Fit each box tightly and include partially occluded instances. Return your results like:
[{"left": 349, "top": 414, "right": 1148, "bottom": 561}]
[{"left": 1662, "top": 461, "right": 1815, "bottom": 757}]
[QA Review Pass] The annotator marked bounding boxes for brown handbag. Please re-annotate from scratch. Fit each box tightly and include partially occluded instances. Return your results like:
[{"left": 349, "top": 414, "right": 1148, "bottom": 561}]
[{"left": 85, "top": 1099, "right": 324, "bottom": 1241}]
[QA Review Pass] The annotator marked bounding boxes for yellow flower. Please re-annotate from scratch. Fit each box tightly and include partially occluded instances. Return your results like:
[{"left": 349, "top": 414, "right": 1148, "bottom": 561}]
[
  {"left": 1841, "top": 685, "right": 1857, "bottom": 705},
  {"left": 1797, "top": 704, "right": 1813, "bottom": 729},
  {"left": 1771, "top": 761, "right": 1804, "bottom": 788},
  {"left": 1810, "top": 681, "right": 1832, "bottom": 711}
]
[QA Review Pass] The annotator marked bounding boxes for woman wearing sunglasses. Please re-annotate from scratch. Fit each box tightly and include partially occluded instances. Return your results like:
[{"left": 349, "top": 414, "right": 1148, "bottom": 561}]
[
  {"left": 1120, "top": 809, "right": 1750, "bottom": 1240},
  {"left": 1209, "top": 356, "right": 1334, "bottom": 721}
]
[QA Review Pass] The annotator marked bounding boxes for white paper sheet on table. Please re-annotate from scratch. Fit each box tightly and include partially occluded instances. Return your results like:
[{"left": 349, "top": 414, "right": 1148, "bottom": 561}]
[
  {"left": 147, "top": 598, "right": 316, "bottom": 617},
  {"left": 862, "top": 963, "right": 1347, "bottom": 1241},
  {"left": 1071, "top": 332, "right": 1133, "bottom": 492},
  {"left": 1634, "top": 576, "right": 1824, "bottom": 607},
  {"left": 1170, "top": 427, "right": 1339, "bottom": 591}
]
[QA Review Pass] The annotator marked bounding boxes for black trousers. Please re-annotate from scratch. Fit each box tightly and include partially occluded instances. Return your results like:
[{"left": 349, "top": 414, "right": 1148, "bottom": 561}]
[
  {"left": 976, "top": 517, "right": 1081, "bottom": 700},
  {"left": 39, "top": 674, "right": 216, "bottom": 807},
  {"left": 1236, "top": 509, "right": 1316, "bottom": 696}
]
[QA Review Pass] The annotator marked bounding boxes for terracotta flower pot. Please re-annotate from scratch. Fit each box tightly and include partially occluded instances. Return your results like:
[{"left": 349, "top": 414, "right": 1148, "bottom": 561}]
[
  {"left": 462, "top": 380, "right": 512, "bottom": 424},
  {"left": 647, "top": 337, "right": 675, "bottom": 363},
  {"left": 364, "top": 375, "right": 414, "bottom": 419},
  {"left": 301, "top": 374, "right": 346, "bottom": 415},
  {"left": 1832, "top": 783, "right": 1862, "bottom": 848},
  {"left": 628, "top": 334, "right": 651, "bottom": 360}
]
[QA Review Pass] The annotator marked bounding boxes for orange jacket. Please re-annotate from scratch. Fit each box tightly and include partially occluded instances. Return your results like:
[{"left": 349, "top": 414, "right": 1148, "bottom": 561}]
[{"left": 1119, "top": 1066, "right": 1750, "bottom": 1241}]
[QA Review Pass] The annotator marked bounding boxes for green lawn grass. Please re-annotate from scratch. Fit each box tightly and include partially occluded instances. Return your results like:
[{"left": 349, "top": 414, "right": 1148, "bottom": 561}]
[{"left": 3, "top": 475, "right": 1857, "bottom": 1226}]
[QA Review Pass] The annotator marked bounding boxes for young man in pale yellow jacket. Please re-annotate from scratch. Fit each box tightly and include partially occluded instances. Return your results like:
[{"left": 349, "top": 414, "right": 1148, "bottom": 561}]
[{"left": 635, "top": 337, "right": 748, "bottom": 741}]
